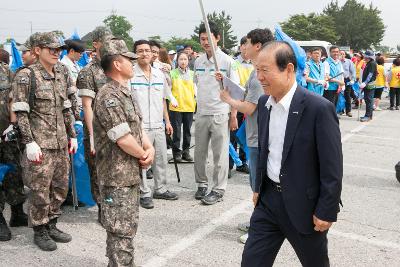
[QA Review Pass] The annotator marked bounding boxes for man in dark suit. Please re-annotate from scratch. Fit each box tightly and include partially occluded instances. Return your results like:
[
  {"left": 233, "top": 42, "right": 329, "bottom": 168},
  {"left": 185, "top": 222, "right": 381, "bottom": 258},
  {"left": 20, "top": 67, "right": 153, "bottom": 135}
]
[{"left": 241, "top": 41, "right": 343, "bottom": 267}]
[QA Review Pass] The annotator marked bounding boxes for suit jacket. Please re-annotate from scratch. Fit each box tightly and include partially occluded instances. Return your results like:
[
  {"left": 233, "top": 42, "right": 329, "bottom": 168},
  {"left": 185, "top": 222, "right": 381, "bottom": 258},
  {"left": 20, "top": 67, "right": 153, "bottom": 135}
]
[{"left": 256, "top": 86, "right": 343, "bottom": 234}]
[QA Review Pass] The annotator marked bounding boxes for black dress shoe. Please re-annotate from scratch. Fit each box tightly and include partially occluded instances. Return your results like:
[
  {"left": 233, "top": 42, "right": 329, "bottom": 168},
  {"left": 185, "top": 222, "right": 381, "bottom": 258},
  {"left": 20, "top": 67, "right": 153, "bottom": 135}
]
[
  {"left": 153, "top": 190, "right": 178, "bottom": 200},
  {"left": 201, "top": 191, "right": 223, "bottom": 205},
  {"left": 140, "top": 197, "right": 154, "bottom": 209},
  {"left": 194, "top": 187, "right": 207, "bottom": 200}
]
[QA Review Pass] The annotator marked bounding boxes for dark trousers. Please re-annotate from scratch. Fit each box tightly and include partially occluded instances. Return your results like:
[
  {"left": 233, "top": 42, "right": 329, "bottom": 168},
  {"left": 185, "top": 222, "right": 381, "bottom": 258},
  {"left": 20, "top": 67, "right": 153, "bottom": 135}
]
[
  {"left": 364, "top": 89, "right": 375, "bottom": 118},
  {"left": 323, "top": 90, "right": 337, "bottom": 106},
  {"left": 242, "top": 181, "right": 329, "bottom": 267},
  {"left": 229, "top": 112, "right": 246, "bottom": 169},
  {"left": 343, "top": 79, "right": 352, "bottom": 113},
  {"left": 389, "top": 87, "right": 400, "bottom": 107},
  {"left": 169, "top": 111, "right": 193, "bottom": 154}
]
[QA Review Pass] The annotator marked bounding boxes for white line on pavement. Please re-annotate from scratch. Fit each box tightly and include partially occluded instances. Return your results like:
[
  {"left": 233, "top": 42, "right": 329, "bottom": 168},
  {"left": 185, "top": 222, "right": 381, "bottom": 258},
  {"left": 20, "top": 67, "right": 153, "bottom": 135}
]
[
  {"left": 330, "top": 229, "right": 400, "bottom": 250},
  {"left": 344, "top": 163, "right": 395, "bottom": 174},
  {"left": 142, "top": 201, "right": 252, "bottom": 267}
]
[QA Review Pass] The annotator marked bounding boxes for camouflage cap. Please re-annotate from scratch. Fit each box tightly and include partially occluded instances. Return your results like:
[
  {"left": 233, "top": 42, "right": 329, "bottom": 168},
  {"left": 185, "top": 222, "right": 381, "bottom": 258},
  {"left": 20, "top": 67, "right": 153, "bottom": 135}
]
[
  {"left": 28, "top": 32, "right": 42, "bottom": 48},
  {"left": 100, "top": 38, "right": 137, "bottom": 60},
  {"left": 92, "top": 26, "right": 113, "bottom": 42},
  {"left": 36, "top": 32, "right": 67, "bottom": 49}
]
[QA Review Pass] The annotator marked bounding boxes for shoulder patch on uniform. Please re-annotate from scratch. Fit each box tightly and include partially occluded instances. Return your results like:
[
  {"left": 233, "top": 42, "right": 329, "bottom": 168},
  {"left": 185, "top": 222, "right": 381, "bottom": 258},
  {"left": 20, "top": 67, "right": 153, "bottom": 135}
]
[
  {"left": 105, "top": 98, "right": 118, "bottom": 108},
  {"left": 17, "top": 76, "right": 29, "bottom": 84}
]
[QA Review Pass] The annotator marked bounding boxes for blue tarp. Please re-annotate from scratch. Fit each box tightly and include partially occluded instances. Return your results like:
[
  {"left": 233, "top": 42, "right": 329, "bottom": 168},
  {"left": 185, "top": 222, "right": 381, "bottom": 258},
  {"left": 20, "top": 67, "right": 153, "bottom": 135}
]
[
  {"left": 69, "top": 122, "right": 95, "bottom": 206},
  {"left": 274, "top": 25, "right": 307, "bottom": 87},
  {"left": 0, "top": 164, "right": 15, "bottom": 183},
  {"left": 10, "top": 39, "right": 23, "bottom": 72}
]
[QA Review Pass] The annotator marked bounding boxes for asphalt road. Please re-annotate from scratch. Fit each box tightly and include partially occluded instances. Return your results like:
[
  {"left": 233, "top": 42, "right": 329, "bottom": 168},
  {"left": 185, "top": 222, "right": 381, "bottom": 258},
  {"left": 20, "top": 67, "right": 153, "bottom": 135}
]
[{"left": 1, "top": 96, "right": 399, "bottom": 267}]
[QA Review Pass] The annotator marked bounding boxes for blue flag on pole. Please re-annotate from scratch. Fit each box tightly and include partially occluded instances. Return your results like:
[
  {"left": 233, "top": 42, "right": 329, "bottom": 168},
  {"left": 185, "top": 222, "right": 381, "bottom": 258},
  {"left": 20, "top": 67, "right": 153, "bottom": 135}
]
[
  {"left": 10, "top": 39, "right": 23, "bottom": 72},
  {"left": 274, "top": 25, "right": 307, "bottom": 86}
]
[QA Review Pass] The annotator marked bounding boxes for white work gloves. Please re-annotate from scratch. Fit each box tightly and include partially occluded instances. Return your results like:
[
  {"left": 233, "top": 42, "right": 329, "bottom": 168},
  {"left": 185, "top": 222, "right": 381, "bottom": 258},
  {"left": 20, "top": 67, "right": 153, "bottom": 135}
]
[
  {"left": 2, "top": 124, "right": 14, "bottom": 142},
  {"left": 360, "top": 82, "right": 366, "bottom": 89},
  {"left": 26, "top": 142, "right": 43, "bottom": 162},
  {"left": 89, "top": 135, "right": 95, "bottom": 156},
  {"left": 169, "top": 95, "right": 179, "bottom": 108},
  {"left": 69, "top": 138, "right": 78, "bottom": 154}
]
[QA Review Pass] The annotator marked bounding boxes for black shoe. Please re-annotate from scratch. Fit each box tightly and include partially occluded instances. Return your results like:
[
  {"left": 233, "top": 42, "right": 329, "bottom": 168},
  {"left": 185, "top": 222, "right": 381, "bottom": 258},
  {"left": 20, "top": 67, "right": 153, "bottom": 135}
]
[
  {"left": 182, "top": 150, "right": 193, "bottom": 162},
  {"left": 201, "top": 191, "right": 223, "bottom": 205},
  {"left": 153, "top": 190, "right": 178, "bottom": 200},
  {"left": 389, "top": 107, "right": 394, "bottom": 111},
  {"left": 228, "top": 169, "right": 232, "bottom": 179},
  {"left": 0, "top": 212, "right": 11, "bottom": 241},
  {"left": 46, "top": 218, "right": 72, "bottom": 243},
  {"left": 146, "top": 169, "right": 153, "bottom": 179},
  {"left": 360, "top": 116, "right": 371, "bottom": 122},
  {"left": 33, "top": 225, "right": 57, "bottom": 251},
  {"left": 140, "top": 197, "right": 154, "bottom": 209},
  {"left": 194, "top": 187, "right": 207, "bottom": 200},
  {"left": 396, "top": 106, "right": 399, "bottom": 110},
  {"left": 236, "top": 163, "right": 249, "bottom": 174},
  {"left": 173, "top": 153, "right": 183, "bottom": 163},
  {"left": 9, "top": 203, "right": 28, "bottom": 227}
]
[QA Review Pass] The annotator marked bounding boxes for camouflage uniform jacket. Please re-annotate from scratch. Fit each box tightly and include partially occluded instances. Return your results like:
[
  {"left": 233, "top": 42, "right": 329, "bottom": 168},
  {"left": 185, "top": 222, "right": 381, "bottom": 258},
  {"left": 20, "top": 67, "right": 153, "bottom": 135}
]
[
  {"left": 77, "top": 57, "right": 107, "bottom": 102},
  {"left": 11, "top": 62, "right": 76, "bottom": 149},
  {"left": 93, "top": 79, "right": 143, "bottom": 187},
  {"left": 0, "top": 62, "right": 12, "bottom": 133}
]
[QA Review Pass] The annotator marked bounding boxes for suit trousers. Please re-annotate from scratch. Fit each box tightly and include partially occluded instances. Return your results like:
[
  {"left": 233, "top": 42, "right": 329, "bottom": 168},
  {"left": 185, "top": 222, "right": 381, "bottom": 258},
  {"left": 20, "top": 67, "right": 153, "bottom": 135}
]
[{"left": 242, "top": 181, "right": 330, "bottom": 267}]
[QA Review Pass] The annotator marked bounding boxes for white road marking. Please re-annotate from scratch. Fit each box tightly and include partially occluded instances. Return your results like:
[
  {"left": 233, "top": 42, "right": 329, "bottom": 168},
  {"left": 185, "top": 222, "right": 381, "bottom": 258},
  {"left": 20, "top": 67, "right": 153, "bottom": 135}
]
[
  {"left": 142, "top": 201, "right": 252, "bottom": 267},
  {"left": 330, "top": 229, "right": 400, "bottom": 250}
]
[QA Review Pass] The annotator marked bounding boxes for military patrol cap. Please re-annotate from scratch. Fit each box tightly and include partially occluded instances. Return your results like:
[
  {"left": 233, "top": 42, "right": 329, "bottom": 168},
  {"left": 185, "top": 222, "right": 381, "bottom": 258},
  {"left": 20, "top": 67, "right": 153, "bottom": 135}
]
[
  {"left": 19, "top": 42, "right": 30, "bottom": 52},
  {"left": 27, "top": 32, "right": 42, "bottom": 49},
  {"left": 100, "top": 38, "right": 137, "bottom": 60},
  {"left": 36, "top": 32, "right": 67, "bottom": 49},
  {"left": 92, "top": 26, "right": 113, "bottom": 42}
]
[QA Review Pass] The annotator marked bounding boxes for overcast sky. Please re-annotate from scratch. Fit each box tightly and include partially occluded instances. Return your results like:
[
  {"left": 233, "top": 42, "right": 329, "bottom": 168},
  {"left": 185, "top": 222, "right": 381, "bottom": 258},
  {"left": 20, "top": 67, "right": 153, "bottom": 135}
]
[{"left": 0, "top": 0, "right": 398, "bottom": 48}]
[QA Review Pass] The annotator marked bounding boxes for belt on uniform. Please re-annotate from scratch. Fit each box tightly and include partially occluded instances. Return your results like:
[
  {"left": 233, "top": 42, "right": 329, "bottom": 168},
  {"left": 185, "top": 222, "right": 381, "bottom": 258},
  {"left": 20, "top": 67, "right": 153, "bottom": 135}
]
[{"left": 267, "top": 178, "right": 282, "bottom": 192}]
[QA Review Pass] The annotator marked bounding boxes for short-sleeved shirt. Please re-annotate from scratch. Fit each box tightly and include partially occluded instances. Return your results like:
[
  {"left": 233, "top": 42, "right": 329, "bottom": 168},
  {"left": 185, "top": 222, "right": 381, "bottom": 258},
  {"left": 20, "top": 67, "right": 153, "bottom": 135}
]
[
  {"left": 77, "top": 58, "right": 107, "bottom": 101},
  {"left": 194, "top": 48, "right": 240, "bottom": 115},
  {"left": 93, "top": 79, "right": 143, "bottom": 187},
  {"left": 244, "top": 70, "right": 264, "bottom": 147},
  {"left": 130, "top": 64, "right": 168, "bottom": 129}
]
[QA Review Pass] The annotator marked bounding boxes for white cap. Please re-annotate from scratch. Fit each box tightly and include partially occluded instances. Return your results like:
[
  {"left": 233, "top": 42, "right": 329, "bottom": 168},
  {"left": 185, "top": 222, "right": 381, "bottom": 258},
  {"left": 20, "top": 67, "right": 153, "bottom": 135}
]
[{"left": 168, "top": 50, "right": 176, "bottom": 55}]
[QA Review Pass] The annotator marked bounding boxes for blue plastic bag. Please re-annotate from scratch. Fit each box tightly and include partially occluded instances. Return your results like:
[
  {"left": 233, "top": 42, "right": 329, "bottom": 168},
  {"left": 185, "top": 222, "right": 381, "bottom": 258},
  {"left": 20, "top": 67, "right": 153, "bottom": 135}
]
[
  {"left": 229, "top": 143, "right": 242, "bottom": 167},
  {"left": 235, "top": 120, "right": 249, "bottom": 160},
  {"left": 336, "top": 92, "right": 346, "bottom": 113},
  {"left": 0, "top": 164, "right": 15, "bottom": 183}
]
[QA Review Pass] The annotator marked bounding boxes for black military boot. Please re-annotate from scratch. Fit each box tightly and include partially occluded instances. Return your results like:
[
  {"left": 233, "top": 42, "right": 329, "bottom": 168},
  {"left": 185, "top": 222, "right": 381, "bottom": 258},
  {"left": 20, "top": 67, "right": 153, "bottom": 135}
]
[
  {"left": 9, "top": 203, "right": 28, "bottom": 227},
  {"left": 47, "top": 218, "right": 72, "bottom": 243},
  {"left": 0, "top": 212, "right": 11, "bottom": 241},
  {"left": 33, "top": 225, "right": 57, "bottom": 251}
]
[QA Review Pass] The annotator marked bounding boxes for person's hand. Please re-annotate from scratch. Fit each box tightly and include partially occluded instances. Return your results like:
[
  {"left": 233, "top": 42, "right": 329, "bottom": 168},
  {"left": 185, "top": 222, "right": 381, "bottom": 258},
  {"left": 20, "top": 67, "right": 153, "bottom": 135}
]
[
  {"left": 317, "top": 80, "right": 326, "bottom": 86},
  {"left": 162, "top": 64, "right": 171, "bottom": 72},
  {"left": 89, "top": 135, "right": 96, "bottom": 156},
  {"left": 360, "top": 82, "right": 366, "bottom": 89},
  {"left": 220, "top": 88, "right": 233, "bottom": 104},
  {"left": 214, "top": 71, "right": 223, "bottom": 82},
  {"left": 313, "top": 215, "right": 333, "bottom": 232},
  {"left": 229, "top": 116, "right": 238, "bottom": 131},
  {"left": 165, "top": 122, "right": 173, "bottom": 135},
  {"left": 69, "top": 138, "right": 78, "bottom": 154},
  {"left": 139, "top": 147, "right": 155, "bottom": 168},
  {"left": 252, "top": 192, "right": 259, "bottom": 207},
  {"left": 26, "top": 141, "right": 43, "bottom": 163},
  {"left": 170, "top": 95, "right": 179, "bottom": 108}
]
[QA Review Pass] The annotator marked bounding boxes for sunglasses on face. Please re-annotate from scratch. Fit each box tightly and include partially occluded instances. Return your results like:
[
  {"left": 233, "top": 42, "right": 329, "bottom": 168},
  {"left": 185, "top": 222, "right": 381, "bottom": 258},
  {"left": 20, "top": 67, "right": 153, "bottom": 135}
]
[{"left": 41, "top": 47, "right": 62, "bottom": 55}]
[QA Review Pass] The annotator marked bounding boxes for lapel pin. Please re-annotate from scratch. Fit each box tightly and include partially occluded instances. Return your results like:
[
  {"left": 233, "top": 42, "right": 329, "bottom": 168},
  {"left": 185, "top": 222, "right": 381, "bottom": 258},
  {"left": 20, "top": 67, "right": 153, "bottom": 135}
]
[{"left": 293, "top": 111, "right": 299, "bottom": 115}]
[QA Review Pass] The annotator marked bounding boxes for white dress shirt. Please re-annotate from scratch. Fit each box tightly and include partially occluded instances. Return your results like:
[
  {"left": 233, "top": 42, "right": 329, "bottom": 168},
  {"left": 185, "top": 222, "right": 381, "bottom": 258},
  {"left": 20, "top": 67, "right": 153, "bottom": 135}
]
[{"left": 266, "top": 81, "right": 297, "bottom": 183}]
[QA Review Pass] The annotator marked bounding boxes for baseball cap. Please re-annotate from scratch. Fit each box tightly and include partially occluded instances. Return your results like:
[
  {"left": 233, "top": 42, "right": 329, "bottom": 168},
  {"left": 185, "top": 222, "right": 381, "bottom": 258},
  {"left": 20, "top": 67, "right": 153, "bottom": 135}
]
[
  {"left": 36, "top": 32, "right": 67, "bottom": 49},
  {"left": 168, "top": 50, "right": 176, "bottom": 55},
  {"left": 100, "top": 38, "right": 138, "bottom": 60},
  {"left": 364, "top": 50, "right": 375, "bottom": 60},
  {"left": 91, "top": 26, "right": 114, "bottom": 42}
]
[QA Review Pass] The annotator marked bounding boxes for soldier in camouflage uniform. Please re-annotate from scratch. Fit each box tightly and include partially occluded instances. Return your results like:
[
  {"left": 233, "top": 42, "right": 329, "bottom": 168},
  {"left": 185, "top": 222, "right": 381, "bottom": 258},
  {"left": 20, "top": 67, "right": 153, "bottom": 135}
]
[
  {"left": 11, "top": 32, "right": 78, "bottom": 251},
  {"left": 93, "top": 38, "right": 154, "bottom": 267},
  {"left": 77, "top": 26, "right": 113, "bottom": 220},
  {"left": 0, "top": 49, "right": 28, "bottom": 241}
]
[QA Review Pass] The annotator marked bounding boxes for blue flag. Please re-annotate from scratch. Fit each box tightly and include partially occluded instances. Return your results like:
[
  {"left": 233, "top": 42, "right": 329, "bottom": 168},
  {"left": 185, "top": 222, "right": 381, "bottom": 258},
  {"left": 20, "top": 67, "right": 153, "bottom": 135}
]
[
  {"left": 274, "top": 25, "right": 307, "bottom": 86},
  {"left": 229, "top": 143, "right": 242, "bottom": 167},
  {"left": 10, "top": 39, "right": 23, "bottom": 72}
]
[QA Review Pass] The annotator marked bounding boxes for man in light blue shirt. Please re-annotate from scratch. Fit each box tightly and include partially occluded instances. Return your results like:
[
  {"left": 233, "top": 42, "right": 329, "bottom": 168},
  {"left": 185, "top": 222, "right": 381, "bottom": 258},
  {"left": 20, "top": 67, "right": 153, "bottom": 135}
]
[{"left": 323, "top": 46, "right": 345, "bottom": 105}]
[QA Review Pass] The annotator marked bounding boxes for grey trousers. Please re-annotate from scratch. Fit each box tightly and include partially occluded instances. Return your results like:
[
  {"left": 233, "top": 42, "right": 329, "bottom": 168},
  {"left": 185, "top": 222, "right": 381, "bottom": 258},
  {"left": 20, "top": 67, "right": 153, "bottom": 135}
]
[
  {"left": 140, "top": 127, "right": 168, "bottom": 198},
  {"left": 194, "top": 114, "right": 230, "bottom": 194}
]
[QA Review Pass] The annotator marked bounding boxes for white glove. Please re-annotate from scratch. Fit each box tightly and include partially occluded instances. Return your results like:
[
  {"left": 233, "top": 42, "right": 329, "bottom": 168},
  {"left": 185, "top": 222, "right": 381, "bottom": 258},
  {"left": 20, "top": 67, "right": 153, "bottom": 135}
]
[
  {"left": 75, "top": 120, "right": 83, "bottom": 126},
  {"left": 360, "top": 82, "right": 366, "bottom": 89},
  {"left": 69, "top": 138, "right": 78, "bottom": 154},
  {"left": 317, "top": 80, "right": 326, "bottom": 85},
  {"left": 89, "top": 135, "right": 95, "bottom": 155},
  {"left": 26, "top": 142, "right": 43, "bottom": 162},
  {"left": 2, "top": 124, "right": 14, "bottom": 142},
  {"left": 169, "top": 95, "right": 179, "bottom": 108}
]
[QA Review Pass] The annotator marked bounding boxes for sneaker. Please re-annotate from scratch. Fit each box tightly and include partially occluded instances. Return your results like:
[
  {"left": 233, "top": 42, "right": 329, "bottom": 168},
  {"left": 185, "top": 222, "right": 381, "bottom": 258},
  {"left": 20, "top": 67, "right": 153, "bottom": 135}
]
[
  {"left": 46, "top": 219, "right": 72, "bottom": 243},
  {"left": 140, "top": 197, "right": 154, "bottom": 209},
  {"left": 153, "top": 190, "right": 178, "bottom": 200},
  {"left": 194, "top": 187, "right": 207, "bottom": 200},
  {"left": 236, "top": 163, "right": 249, "bottom": 174},
  {"left": 346, "top": 112, "right": 353, "bottom": 117},
  {"left": 360, "top": 116, "right": 371, "bottom": 122},
  {"left": 201, "top": 191, "right": 223, "bottom": 205},
  {"left": 181, "top": 151, "right": 193, "bottom": 162},
  {"left": 239, "top": 233, "right": 248, "bottom": 244},
  {"left": 237, "top": 222, "right": 250, "bottom": 232}
]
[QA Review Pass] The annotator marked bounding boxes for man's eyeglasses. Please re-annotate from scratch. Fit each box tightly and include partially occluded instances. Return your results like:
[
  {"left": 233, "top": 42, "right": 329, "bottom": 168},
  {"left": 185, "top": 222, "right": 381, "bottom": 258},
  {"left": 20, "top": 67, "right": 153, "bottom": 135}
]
[
  {"left": 41, "top": 47, "right": 62, "bottom": 56},
  {"left": 136, "top": 49, "right": 152, "bottom": 54}
]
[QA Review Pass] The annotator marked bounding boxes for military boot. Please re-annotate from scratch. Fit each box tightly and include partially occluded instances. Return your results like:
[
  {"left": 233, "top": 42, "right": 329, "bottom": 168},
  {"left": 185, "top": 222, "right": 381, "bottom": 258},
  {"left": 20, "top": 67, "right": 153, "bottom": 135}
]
[
  {"left": 0, "top": 212, "right": 11, "bottom": 241},
  {"left": 33, "top": 225, "right": 57, "bottom": 251},
  {"left": 47, "top": 218, "right": 72, "bottom": 243},
  {"left": 9, "top": 203, "right": 28, "bottom": 227}
]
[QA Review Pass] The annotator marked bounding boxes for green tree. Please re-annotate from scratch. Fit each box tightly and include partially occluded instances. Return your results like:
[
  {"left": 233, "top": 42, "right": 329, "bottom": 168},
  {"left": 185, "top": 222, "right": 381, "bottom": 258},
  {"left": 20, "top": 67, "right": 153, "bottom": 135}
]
[
  {"left": 280, "top": 13, "right": 339, "bottom": 44},
  {"left": 192, "top": 11, "right": 237, "bottom": 52},
  {"left": 148, "top": 35, "right": 164, "bottom": 46},
  {"left": 164, "top": 37, "right": 202, "bottom": 52},
  {"left": 103, "top": 13, "right": 134, "bottom": 49},
  {"left": 323, "top": 0, "right": 385, "bottom": 50}
]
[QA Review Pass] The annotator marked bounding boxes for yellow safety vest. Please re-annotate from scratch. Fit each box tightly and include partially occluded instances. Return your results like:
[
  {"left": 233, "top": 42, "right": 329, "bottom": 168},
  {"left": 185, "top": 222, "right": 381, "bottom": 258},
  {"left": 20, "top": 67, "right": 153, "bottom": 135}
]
[
  {"left": 169, "top": 68, "right": 196, "bottom": 112},
  {"left": 356, "top": 60, "right": 364, "bottom": 80},
  {"left": 234, "top": 60, "right": 253, "bottom": 87},
  {"left": 389, "top": 66, "right": 400, "bottom": 88},
  {"left": 375, "top": 65, "right": 385, "bottom": 87}
]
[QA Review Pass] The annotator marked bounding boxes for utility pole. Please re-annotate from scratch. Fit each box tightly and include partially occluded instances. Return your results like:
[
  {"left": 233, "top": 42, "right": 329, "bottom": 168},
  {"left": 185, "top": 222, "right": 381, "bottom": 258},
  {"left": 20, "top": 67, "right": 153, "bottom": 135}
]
[
  {"left": 30, "top": 21, "right": 33, "bottom": 34},
  {"left": 222, "top": 21, "right": 225, "bottom": 48}
]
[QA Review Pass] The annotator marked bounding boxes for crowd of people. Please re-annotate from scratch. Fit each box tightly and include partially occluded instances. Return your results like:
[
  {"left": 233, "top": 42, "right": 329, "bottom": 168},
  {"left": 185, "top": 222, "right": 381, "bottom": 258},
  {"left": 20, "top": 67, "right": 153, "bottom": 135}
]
[{"left": 0, "top": 19, "right": 395, "bottom": 266}]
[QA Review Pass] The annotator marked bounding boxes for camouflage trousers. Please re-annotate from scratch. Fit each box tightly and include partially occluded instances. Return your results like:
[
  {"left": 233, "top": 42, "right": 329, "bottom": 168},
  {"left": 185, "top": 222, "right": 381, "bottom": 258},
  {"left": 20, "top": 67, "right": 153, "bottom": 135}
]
[
  {"left": 100, "top": 185, "right": 139, "bottom": 267},
  {"left": 84, "top": 137, "right": 100, "bottom": 204},
  {"left": 22, "top": 148, "right": 69, "bottom": 226},
  {"left": 0, "top": 141, "right": 26, "bottom": 212}
]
